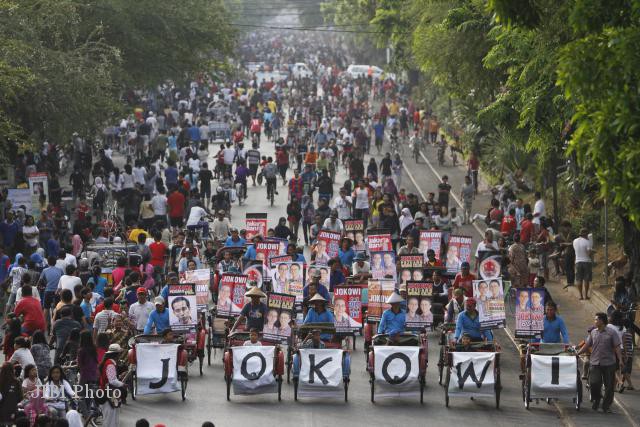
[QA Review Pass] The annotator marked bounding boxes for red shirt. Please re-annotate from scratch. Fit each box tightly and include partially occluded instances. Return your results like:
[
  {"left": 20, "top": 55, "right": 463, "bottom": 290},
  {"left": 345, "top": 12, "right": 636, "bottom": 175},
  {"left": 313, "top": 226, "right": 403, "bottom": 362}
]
[
  {"left": 149, "top": 241, "right": 168, "bottom": 268},
  {"left": 453, "top": 273, "right": 476, "bottom": 297},
  {"left": 167, "top": 191, "right": 186, "bottom": 218},
  {"left": 500, "top": 215, "right": 517, "bottom": 236},
  {"left": 520, "top": 219, "right": 534, "bottom": 244},
  {"left": 14, "top": 296, "right": 46, "bottom": 333},
  {"left": 276, "top": 150, "right": 288, "bottom": 166}
]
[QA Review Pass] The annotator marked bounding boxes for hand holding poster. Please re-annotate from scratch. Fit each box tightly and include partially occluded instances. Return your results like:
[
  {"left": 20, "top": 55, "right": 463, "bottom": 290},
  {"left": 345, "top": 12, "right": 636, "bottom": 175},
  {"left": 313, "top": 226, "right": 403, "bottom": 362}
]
[
  {"left": 332, "top": 286, "right": 363, "bottom": 332},
  {"left": 366, "top": 279, "right": 396, "bottom": 322},
  {"left": 367, "top": 231, "right": 393, "bottom": 253},
  {"left": 263, "top": 293, "right": 295, "bottom": 344},
  {"left": 419, "top": 230, "right": 442, "bottom": 262},
  {"left": 316, "top": 230, "right": 341, "bottom": 264},
  {"left": 515, "top": 288, "right": 545, "bottom": 338},
  {"left": 246, "top": 213, "right": 268, "bottom": 240},
  {"left": 472, "top": 279, "right": 506, "bottom": 329},
  {"left": 256, "top": 241, "right": 284, "bottom": 265},
  {"left": 477, "top": 250, "right": 502, "bottom": 280},
  {"left": 217, "top": 274, "right": 248, "bottom": 318},
  {"left": 344, "top": 219, "right": 366, "bottom": 252},
  {"left": 181, "top": 268, "right": 211, "bottom": 311},
  {"left": 136, "top": 343, "right": 180, "bottom": 395},
  {"left": 28, "top": 173, "right": 49, "bottom": 216},
  {"left": 399, "top": 255, "right": 424, "bottom": 285},
  {"left": 270, "top": 262, "right": 304, "bottom": 299},
  {"left": 405, "top": 282, "right": 433, "bottom": 331},
  {"left": 370, "top": 251, "right": 397, "bottom": 281},
  {"left": 168, "top": 284, "right": 198, "bottom": 333},
  {"left": 446, "top": 236, "right": 472, "bottom": 274}
]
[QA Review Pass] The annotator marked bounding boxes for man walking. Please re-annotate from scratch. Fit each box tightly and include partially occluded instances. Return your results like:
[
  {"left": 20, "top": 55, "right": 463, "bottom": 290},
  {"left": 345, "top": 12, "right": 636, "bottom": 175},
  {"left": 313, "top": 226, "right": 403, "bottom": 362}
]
[{"left": 573, "top": 228, "right": 594, "bottom": 300}]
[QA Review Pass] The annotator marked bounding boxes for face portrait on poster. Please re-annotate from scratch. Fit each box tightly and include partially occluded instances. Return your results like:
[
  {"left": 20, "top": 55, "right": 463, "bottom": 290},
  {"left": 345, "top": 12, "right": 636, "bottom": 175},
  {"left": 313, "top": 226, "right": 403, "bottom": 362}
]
[{"left": 168, "top": 284, "right": 197, "bottom": 333}]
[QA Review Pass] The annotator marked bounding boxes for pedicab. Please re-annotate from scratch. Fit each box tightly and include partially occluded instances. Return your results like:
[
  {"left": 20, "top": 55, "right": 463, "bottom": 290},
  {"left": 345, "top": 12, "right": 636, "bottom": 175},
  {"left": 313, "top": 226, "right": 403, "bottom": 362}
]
[
  {"left": 209, "top": 267, "right": 249, "bottom": 361},
  {"left": 223, "top": 330, "right": 285, "bottom": 401},
  {"left": 290, "top": 323, "right": 351, "bottom": 401},
  {"left": 127, "top": 334, "right": 190, "bottom": 401},
  {"left": 367, "top": 332, "right": 428, "bottom": 403},
  {"left": 520, "top": 343, "right": 582, "bottom": 410},
  {"left": 442, "top": 341, "right": 502, "bottom": 408},
  {"left": 436, "top": 322, "right": 456, "bottom": 385}
]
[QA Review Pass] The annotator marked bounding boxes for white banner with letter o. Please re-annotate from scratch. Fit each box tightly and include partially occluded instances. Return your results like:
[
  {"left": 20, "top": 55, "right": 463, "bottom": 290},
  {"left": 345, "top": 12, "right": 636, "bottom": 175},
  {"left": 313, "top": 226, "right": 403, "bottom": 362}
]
[
  {"left": 448, "top": 352, "right": 496, "bottom": 397},
  {"left": 530, "top": 354, "right": 577, "bottom": 398},
  {"left": 298, "top": 349, "right": 343, "bottom": 398},
  {"left": 374, "top": 346, "right": 420, "bottom": 398},
  {"left": 232, "top": 346, "right": 276, "bottom": 395},
  {"left": 136, "top": 343, "right": 179, "bottom": 395}
]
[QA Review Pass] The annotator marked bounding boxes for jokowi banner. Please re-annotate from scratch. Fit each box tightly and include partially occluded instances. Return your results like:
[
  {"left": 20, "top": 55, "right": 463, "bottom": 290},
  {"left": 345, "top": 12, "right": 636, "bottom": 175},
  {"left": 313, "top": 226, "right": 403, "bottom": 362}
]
[
  {"left": 447, "top": 352, "right": 496, "bottom": 397},
  {"left": 373, "top": 346, "right": 420, "bottom": 398},
  {"left": 298, "top": 349, "right": 344, "bottom": 398},
  {"left": 136, "top": 343, "right": 180, "bottom": 395},
  {"left": 232, "top": 346, "right": 277, "bottom": 395}
]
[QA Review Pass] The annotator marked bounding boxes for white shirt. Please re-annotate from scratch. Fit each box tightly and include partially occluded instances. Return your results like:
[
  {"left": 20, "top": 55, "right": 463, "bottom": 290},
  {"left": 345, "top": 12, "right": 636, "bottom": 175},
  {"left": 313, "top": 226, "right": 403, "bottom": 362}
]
[
  {"left": 58, "top": 275, "right": 82, "bottom": 292},
  {"left": 64, "top": 254, "right": 77, "bottom": 268},
  {"left": 533, "top": 199, "right": 545, "bottom": 225},
  {"left": 9, "top": 348, "right": 36, "bottom": 370},
  {"left": 16, "top": 287, "right": 40, "bottom": 303},
  {"left": 322, "top": 218, "right": 343, "bottom": 233},
  {"left": 331, "top": 195, "right": 352, "bottom": 220},
  {"left": 22, "top": 225, "right": 39, "bottom": 247},
  {"left": 129, "top": 301, "right": 155, "bottom": 330},
  {"left": 475, "top": 241, "right": 499, "bottom": 258},
  {"left": 573, "top": 236, "right": 592, "bottom": 263},
  {"left": 151, "top": 194, "right": 168, "bottom": 215},
  {"left": 186, "top": 206, "right": 207, "bottom": 226},
  {"left": 188, "top": 157, "right": 200, "bottom": 172},
  {"left": 223, "top": 148, "right": 236, "bottom": 165},
  {"left": 132, "top": 167, "right": 146, "bottom": 186},
  {"left": 354, "top": 188, "right": 369, "bottom": 209}
]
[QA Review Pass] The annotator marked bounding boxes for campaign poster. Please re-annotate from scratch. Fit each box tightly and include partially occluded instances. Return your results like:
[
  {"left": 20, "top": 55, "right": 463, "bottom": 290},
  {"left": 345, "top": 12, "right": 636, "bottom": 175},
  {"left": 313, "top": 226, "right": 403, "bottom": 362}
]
[
  {"left": 305, "top": 264, "right": 330, "bottom": 290},
  {"left": 316, "top": 230, "right": 341, "bottom": 264},
  {"left": 181, "top": 268, "right": 211, "bottom": 311},
  {"left": 255, "top": 241, "right": 284, "bottom": 265},
  {"left": 344, "top": 219, "right": 366, "bottom": 252},
  {"left": 136, "top": 343, "right": 180, "bottom": 395},
  {"left": 405, "top": 281, "right": 433, "bottom": 331},
  {"left": 269, "top": 255, "right": 292, "bottom": 267},
  {"left": 28, "top": 172, "right": 48, "bottom": 216},
  {"left": 217, "top": 273, "right": 248, "bottom": 318},
  {"left": 515, "top": 288, "right": 545, "bottom": 338},
  {"left": 367, "top": 231, "right": 393, "bottom": 253},
  {"left": 246, "top": 213, "right": 268, "bottom": 240},
  {"left": 473, "top": 278, "right": 506, "bottom": 329},
  {"left": 366, "top": 279, "right": 396, "bottom": 322},
  {"left": 419, "top": 230, "right": 442, "bottom": 262},
  {"left": 168, "top": 283, "right": 197, "bottom": 333},
  {"left": 232, "top": 346, "right": 277, "bottom": 395},
  {"left": 263, "top": 293, "right": 295, "bottom": 344},
  {"left": 270, "top": 262, "right": 304, "bottom": 301},
  {"left": 370, "top": 251, "right": 397, "bottom": 281},
  {"left": 399, "top": 255, "right": 424, "bottom": 286},
  {"left": 446, "top": 235, "right": 472, "bottom": 274},
  {"left": 477, "top": 250, "right": 502, "bottom": 280},
  {"left": 7, "top": 188, "right": 32, "bottom": 214},
  {"left": 332, "top": 286, "right": 363, "bottom": 332}
]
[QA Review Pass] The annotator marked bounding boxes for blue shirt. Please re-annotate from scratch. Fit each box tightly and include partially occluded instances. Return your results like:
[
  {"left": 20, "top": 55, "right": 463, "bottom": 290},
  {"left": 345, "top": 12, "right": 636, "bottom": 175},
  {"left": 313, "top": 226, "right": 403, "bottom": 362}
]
[
  {"left": 293, "top": 253, "right": 306, "bottom": 263},
  {"left": 338, "top": 248, "right": 355, "bottom": 267},
  {"left": 46, "top": 238, "right": 60, "bottom": 258},
  {"left": 541, "top": 315, "right": 570, "bottom": 344},
  {"left": 374, "top": 123, "right": 385, "bottom": 139},
  {"left": 0, "top": 254, "right": 9, "bottom": 283},
  {"left": 225, "top": 236, "right": 246, "bottom": 247},
  {"left": 378, "top": 309, "right": 406, "bottom": 335},
  {"left": 144, "top": 309, "right": 170, "bottom": 334},
  {"left": 41, "top": 266, "right": 64, "bottom": 293},
  {"left": 160, "top": 285, "right": 169, "bottom": 301},
  {"left": 87, "top": 276, "right": 107, "bottom": 297},
  {"left": 80, "top": 300, "right": 93, "bottom": 330},
  {"left": 303, "top": 308, "right": 335, "bottom": 340},
  {"left": 329, "top": 270, "right": 345, "bottom": 292},
  {"left": 0, "top": 221, "right": 19, "bottom": 247},
  {"left": 454, "top": 310, "right": 493, "bottom": 341},
  {"left": 303, "top": 284, "right": 330, "bottom": 301},
  {"left": 243, "top": 245, "right": 257, "bottom": 261},
  {"left": 165, "top": 167, "right": 178, "bottom": 186},
  {"left": 189, "top": 125, "right": 201, "bottom": 141}
]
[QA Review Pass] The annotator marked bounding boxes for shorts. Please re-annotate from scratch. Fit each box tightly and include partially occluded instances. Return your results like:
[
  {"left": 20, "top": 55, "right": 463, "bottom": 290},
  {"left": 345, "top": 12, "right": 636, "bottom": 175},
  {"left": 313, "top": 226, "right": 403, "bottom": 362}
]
[
  {"left": 575, "top": 262, "right": 592, "bottom": 282},
  {"left": 44, "top": 291, "right": 58, "bottom": 308},
  {"left": 169, "top": 216, "right": 184, "bottom": 228},
  {"left": 249, "top": 164, "right": 259, "bottom": 176}
]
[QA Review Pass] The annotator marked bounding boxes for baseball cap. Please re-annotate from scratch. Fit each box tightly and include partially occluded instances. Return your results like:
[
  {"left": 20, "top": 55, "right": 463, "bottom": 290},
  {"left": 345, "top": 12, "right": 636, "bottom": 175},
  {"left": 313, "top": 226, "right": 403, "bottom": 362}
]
[
  {"left": 136, "top": 287, "right": 147, "bottom": 295},
  {"left": 154, "top": 296, "right": 165, "bottom": 305}
]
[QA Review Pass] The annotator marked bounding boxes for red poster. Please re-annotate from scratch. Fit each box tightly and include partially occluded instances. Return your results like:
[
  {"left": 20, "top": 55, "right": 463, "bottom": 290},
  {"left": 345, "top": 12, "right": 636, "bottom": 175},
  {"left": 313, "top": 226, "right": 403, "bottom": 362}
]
[
  {"left": 255, "top": 241, "right": 282, "bottom": 264},
  {"left": 446, "top": 235, "right": 473, "bottom": 274},
  {"left": 216, "top": 273, "right": 248, "bottom": 318},
  {"left": 366, "top": 279, "right": 396, "bottom": 322},
  {"left": 316, "top": 230, "right": 341, "bottom": 264},
  {"left": 246, "top": 213, "right": 268, "bottom": 240},
  {"left": 333, "top": 286, "right": 363, "bottom": 332},
  {"left": 419, "top": 230, "right": 442, "bottom": 261},
  {"left": 367, "top": 232, "right": 392, "bottom": 252}
]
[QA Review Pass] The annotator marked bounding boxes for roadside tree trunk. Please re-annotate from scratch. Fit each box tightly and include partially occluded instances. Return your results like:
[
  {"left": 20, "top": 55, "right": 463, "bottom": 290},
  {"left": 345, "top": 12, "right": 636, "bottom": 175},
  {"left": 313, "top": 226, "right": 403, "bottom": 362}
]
[{"left": 619, "top": 208, "right": 640, "bottom": 297}]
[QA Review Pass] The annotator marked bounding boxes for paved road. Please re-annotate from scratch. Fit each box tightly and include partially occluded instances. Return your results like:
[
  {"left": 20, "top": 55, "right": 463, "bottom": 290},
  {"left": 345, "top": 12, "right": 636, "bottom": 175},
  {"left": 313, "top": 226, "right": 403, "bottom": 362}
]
[{"left": 119, "top": 131, "right": 639, "bottom": 427}]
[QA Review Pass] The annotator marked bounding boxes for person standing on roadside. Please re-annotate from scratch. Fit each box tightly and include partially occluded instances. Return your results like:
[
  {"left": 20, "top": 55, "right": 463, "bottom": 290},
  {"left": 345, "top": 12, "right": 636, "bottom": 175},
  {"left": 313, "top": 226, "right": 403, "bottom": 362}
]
[
  {"left": 578, "top": 313, "right": 623, "bottom": 413},
  {"left": 460, "top": 175, "right": 474, "bottom": 224},
  {"left": 573, "top": 228, "right": 594, "bottom": 300}
]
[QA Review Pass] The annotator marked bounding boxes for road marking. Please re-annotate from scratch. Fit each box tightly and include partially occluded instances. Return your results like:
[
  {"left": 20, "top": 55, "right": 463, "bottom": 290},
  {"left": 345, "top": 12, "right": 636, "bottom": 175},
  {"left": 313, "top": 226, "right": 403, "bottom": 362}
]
[{"left": 402, "top": 163, "right": 427, "bottom": 200}]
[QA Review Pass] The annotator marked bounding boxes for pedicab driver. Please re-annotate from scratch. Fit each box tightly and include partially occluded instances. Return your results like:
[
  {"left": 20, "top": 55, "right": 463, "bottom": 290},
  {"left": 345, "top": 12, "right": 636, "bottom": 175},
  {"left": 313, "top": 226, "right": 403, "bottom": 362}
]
[
  {"left": 538, "top": 301, "right": 570, "bottom": 344},
  {"left": 454, "top": 297, "right": 493, "bottom": 342},
  {"left": 303, "top": 293, "right": 335, "bottom": 341},
  {"left": 377, "top": 292, "right": 406, "bottom": 335},
  {"left": 231, "top": 286, "right": 268, "bottom": 332}
]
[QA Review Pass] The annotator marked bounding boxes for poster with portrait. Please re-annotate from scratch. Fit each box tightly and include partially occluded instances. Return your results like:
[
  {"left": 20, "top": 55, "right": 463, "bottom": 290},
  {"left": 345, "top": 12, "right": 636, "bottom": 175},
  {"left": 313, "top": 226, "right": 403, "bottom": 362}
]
[
  {"left": 216, "top": 273, "right": 248, "bottom": 318},
  {"left": 246, "top": 213, "right": 268, "bottom": 240},
  {"left": 28, "top": 172, "right": 48, "bottom": 216},
  {"left": 269, "top": 255, "right": 292, "bottom": 267},
  {"left": 446, "top": 235, "right": 473, "bottom": 274},
  {"left": 405, "top": 281, "right": 434, "bottom": 331},
  {"left": 242, "top": 261, "right": 264, "bottom": 291},
  {"left": 344, "top": 219, "right": 366, "bottom": 252},
  {"left": 370, "top": 251, "right": 397, "bottom": 281},
  {"left": 181, "top": 268, "right": 211, "bottom": 311},
  {"left": 332, "top": 286, "right": 363, "bottom": 332},
  {"left": 168, "top": 283, "right": 197, "bottom": 333},
  {"left": 477, "top": 250, "right": 502, "bottom": 280},
  {"left": 7, "top": 188, "right": 32, "bottom": 214},
  {"left": 399, "top": 255, "right": 425, "bottom": 286},
  {"left": 472, "top": 278, "right": 506, "bottom": 329},
  {"left": 270, "top": 262, "right": 304, "bottom": 301},
  {"left": 256, "top": 241, "right": 285, "bottom": 265},
  {"left": 419, "top": 230, "right": 442, "bottom": 262},
  {"left": 366, "top": 279, "right": 396, "bottom": 322},
  {"left": 263, "top": 293, "right": 295, "bottom": 344},
  {"left": 515, "top": 288, "right": 545, "bottom": 338},
  {"left": 305, "top": 264, "right": 330, "bottom": 290},
  {"left": 367, "top": 230, "right": 393, "bottom": 253},
  {"left": 316, "top": 230, "right": 341, "bottom": 264}
]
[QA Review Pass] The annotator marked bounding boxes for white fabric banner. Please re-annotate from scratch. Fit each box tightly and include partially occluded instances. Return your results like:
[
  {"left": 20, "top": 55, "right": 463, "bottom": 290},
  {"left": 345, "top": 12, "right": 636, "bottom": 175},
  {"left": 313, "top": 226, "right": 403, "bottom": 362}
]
[
  {"left": 136, "top": 343, "right": 179, "bottom": 395},
  {"left": 232, "top": 346, "right": 276, "bottom": 395},
  {"left": 298, "top": 349, "right": 344, "bottom": 398},
  {"left": 530, "top": 355, "right": 577, "bottom": 398},
  {"left": 373, "top": 346, "right": 420, "bottom": 398},
  {"left": 447, "top": 352, "right": 496, "bottom": 397}
]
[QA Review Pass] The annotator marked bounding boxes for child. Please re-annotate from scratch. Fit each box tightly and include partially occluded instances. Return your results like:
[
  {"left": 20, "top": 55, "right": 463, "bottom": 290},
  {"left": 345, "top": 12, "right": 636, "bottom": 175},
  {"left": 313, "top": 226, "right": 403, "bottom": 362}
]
[
  {"left": 450, "top": 207, "right": 464, "bottom": 234},
  {"left": 528, "top": 248, "right": 541, "bottom": 286},
  {"left": 243, "top": 328, "right": 262, "bottom": 346},
  {"left": 22, "top": 364, "right": 42, "bottom": 398}
]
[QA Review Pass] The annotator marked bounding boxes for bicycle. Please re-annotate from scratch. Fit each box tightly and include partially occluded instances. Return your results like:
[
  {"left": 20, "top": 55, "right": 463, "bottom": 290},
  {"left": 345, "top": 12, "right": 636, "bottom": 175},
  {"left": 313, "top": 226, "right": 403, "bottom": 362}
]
[
  {"left": 266, "top": 177, "right": 276, "bottom": 206},
  {"left": 237, "top": 182, "right": 247, "bottom": 205},
  {"left": 390, "top": 135, "right": 404, "bottom": 155},
  {"left": 437, "top": 145, "right": 445, "bottom": 166}
]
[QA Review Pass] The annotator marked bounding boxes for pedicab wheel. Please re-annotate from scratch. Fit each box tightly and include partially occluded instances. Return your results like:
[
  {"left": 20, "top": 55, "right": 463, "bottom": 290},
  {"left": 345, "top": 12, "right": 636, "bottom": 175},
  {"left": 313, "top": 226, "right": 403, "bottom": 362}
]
[
  {"left": 181, "top": 377, "right": 188, "bottom": 401},
  {"left": 444, "top": 368, "right": 451, "bottom": 408},
  {"left": 438, "top": 347, "right": 444, "bottom": 385},
  {"left": 420, "top": 377, "right": 425, "bottom": 404},
  {"left": 370, "top": 379, "right": 375, "bottom": 403},
  {"left": 293, "top": 378, "right": 298, "bottom": 401},
  {"left": 277, "top": 377, "right": 282, "bottom": 402},
  {"left": 199, "top": 354, "right": 204, "bottom": 376},
  {"left": 207, "top": 335, "right": 212, "bottom": 366},
  {"left": 524, "top": 378, "right": 530, "bottom": 410},
  {"left": 344, "top": 379, "right": 349, "bottom": 402},
  {"left": 130, "top": 372, "right": 137, "bottom": 401},
  {"left": 225, "top": 375, "right": 231, "bottom": 401},
  {"left": 495, "top": 370, "right": 501, "bottom": 409},
  {"left": 576, "top": 376, "right": 583, "bottom": 410},
  {"left": 286, "top": 358, "right": 291, "bottom": 384}
]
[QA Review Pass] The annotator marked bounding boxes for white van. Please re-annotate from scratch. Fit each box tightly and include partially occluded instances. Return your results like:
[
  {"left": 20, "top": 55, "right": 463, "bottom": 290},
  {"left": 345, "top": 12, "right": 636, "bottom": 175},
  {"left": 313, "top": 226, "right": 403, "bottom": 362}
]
[
  {"left": 345, "top": 64, "right": 384, "bottom": 80},
  {"left": 291, "top": 63, "right": 314, "bottom": 79}
]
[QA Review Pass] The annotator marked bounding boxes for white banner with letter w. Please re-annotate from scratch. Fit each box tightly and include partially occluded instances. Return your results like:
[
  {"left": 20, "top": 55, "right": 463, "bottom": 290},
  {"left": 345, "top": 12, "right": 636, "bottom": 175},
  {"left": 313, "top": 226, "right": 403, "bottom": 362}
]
[
  {"left": 448, "top": 352, "right": 496, "bottom": 397},
  {"left": 136, "top": 343, "right": 179, "bottom": 395},
  {"left": 232, "top": 346, "right": 276, "bottom": 395},
  {"left": 374, "top": 346, "right": 420, "bottom": 398}
]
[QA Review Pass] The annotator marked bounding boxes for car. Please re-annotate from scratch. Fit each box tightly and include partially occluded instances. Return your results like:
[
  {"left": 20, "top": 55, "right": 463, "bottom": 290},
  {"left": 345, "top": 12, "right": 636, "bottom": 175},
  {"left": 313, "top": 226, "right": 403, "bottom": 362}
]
[
  {"left": 291, "top": 62, "right": 314, "bottom": 79},
  {"left": 345, "top": 64, "right": 384, "bottom": 80}
]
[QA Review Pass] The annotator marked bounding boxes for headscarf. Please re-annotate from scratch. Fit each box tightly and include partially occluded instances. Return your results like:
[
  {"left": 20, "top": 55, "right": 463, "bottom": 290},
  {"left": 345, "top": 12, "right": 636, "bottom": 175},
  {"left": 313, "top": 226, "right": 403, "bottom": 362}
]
[
  {"left": 382, "top": 177, "right": 398, "bottom": 197},
  {"left": 66, "top": 410, "right": 84, "bottom": 427},
  {"left": 72, "top": 234, "right": 83, "bottom": 257},
  {"left": 9, "top": 253, "right": 23, "bottom": 272},
  {"left": 94, "top": 176, "right": 105, "bottom": 190},
  {"left": 30, "top": 251, "right": 44, "bottom": 268},
  {"left": 399, "top": 208, "right": 414, "bottom": 233}
]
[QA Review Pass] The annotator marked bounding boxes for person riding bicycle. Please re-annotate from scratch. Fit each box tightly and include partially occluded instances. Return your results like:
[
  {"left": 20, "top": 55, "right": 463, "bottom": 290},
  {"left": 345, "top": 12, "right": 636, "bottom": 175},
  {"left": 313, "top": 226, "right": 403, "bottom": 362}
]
[
  {"left": 234, "top": 161, "right": 250, "bottom": 201},
  {"left": 262, "top": 157, "right": 278, "bottom": 200},
  {"left": 249, "top": 115, "right": 261, "bottom": 143},
  {"left": 410, "top": 129, "right": 421, "bottom": 156},
  {"left": 185, "top": 202, "right": 211, "bottom": 239}
]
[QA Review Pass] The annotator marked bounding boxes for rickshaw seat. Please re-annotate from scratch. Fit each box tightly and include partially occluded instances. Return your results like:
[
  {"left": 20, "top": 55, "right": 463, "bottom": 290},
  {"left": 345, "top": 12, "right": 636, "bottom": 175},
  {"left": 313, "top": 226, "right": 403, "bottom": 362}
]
[
  {"left": 533, "top": 343, "right": 571, "bottom": 356},
  {"left": 372, "top": 333, "right": 420, "bottom": 346}
]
